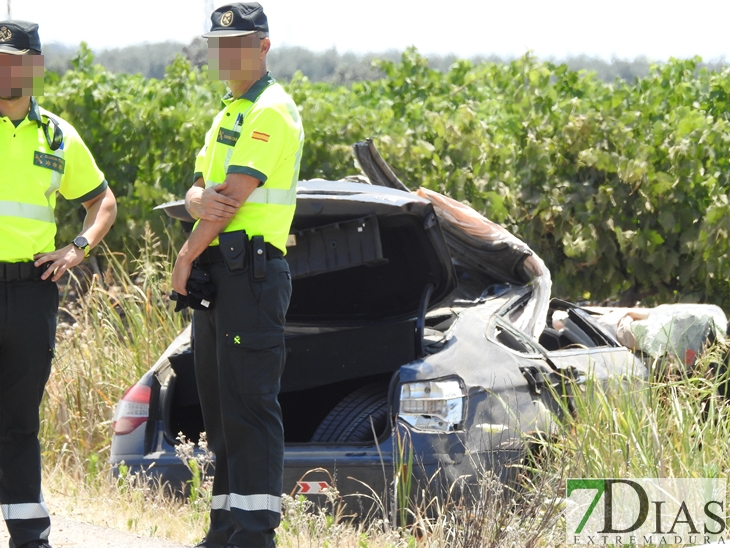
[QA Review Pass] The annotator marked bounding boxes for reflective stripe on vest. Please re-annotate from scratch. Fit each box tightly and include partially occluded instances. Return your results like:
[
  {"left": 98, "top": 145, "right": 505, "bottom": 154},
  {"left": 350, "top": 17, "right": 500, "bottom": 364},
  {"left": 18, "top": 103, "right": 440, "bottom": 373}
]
[
  {"left": 0, "top": 201, "right": 55, "bottom": 223},
  {"left": 246, "top": 185, "right": 297, "bottom": 206},
  {"left": 44, "top": 148, "right": 64, "bottom": 205},
  {"left": 204, "top": 181, "right": 297, "bottom": 207},
  {"left": 1, "top": 502, "right": 49, "bottom": 520}
]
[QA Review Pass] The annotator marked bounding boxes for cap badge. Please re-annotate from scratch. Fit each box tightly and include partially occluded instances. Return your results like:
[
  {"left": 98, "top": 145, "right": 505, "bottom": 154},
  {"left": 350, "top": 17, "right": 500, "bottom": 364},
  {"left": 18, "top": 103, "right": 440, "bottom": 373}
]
[
  {"left": 0, "top": 26, "right": 12, "bottom": 42},
  {"left": 220, "top": 11, "right": 234, "bottom": 27}
]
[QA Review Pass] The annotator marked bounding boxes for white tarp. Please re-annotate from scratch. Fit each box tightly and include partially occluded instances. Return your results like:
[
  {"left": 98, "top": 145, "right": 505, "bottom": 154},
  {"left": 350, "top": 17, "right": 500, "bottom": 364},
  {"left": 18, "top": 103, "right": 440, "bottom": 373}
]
[{"left": 592, "top": 304, "right": 727, "bottom": 366}]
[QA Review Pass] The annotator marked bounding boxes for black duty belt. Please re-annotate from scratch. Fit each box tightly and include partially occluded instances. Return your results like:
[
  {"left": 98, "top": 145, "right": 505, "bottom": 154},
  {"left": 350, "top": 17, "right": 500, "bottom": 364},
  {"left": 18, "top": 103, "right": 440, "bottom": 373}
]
[
  {"left": 198, "top": 242, "right": 284, "bottom": 265},
  {"left": 0, "top": 261, "right": 49, "bottom": 282}
]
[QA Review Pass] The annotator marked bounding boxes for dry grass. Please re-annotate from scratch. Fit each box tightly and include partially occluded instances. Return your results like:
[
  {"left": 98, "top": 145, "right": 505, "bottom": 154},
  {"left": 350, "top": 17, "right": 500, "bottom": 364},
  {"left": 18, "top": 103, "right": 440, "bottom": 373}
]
[{"left": 44, "top": 464, "right": 208, "bottom": 544}]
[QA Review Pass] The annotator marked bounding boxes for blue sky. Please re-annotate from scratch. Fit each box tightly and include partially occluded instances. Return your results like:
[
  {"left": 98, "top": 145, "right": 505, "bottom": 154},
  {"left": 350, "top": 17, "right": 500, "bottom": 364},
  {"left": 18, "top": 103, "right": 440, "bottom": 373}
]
[{"left": 6, "top": 0, "right": 729, "bottom": 61}]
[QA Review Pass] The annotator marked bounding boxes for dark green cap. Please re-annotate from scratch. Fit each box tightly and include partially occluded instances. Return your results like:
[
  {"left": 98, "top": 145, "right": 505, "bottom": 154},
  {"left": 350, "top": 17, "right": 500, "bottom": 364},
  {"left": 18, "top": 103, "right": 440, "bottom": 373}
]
[
  {"left": 204, "top": 3, "right": 268, "bottom": 38},
  {"left": 0, "top": 20, "right": 42, "bottom": 55}
]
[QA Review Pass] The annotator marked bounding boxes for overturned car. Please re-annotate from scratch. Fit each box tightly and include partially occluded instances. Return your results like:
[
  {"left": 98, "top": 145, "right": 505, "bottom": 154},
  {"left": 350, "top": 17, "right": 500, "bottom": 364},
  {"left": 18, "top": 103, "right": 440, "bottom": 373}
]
[{"left": 110, "top": 142, "right": 647, "bottom": 511}]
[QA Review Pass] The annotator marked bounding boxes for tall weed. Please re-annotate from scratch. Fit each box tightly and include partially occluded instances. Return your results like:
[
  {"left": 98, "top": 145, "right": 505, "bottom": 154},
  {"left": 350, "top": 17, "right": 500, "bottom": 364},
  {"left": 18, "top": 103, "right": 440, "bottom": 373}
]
[
  {"left": 535, "top": 346, "right": 730, "bottom": 481},
  {"left": 41, "top": 227, "right": 185, "bottom": 476}
]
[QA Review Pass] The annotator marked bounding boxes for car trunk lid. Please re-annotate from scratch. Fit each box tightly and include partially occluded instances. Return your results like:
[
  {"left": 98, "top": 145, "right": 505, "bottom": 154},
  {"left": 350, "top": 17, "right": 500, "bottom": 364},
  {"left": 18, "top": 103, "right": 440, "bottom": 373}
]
[{"left": 287, "top": 180, "right": 456, "bottom": 323}]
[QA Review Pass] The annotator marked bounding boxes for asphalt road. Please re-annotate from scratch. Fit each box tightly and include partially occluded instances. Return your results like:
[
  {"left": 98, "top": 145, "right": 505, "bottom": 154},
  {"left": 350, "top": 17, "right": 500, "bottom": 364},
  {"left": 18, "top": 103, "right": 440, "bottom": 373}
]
[{"left": 0, "top": 515, "right": 187, "bottom": 548}]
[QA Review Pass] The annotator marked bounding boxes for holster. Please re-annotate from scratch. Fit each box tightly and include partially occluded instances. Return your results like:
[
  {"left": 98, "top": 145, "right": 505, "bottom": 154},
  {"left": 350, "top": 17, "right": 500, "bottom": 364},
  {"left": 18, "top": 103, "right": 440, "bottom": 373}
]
[
  {"left": 251, "top": 235, "right": 266, "bottom": 281},
  {"left": 219, "top": 230, "right": 248, "bottom": 273},
  {"left": 171, "top": 265, "right": 216, "bottom": 312}
]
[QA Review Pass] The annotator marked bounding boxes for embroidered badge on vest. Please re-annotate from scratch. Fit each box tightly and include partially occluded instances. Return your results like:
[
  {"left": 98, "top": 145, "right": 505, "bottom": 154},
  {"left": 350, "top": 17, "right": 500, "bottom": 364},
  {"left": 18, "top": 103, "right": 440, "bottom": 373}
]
[
  {"left": 251, "top": 131, "right": 270, "bottom": 142},
  {"left": 217, "top": 127, "right": 239, "bottom": 146},
  {"left": 33, "top": 151, "right": 65, "bottom": 174}
]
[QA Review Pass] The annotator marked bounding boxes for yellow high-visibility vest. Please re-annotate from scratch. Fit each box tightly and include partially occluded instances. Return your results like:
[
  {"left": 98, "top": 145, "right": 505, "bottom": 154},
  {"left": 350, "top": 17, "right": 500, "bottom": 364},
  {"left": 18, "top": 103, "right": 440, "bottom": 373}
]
[
  {"left": 194, "top": 73, "right": 304, "bottom": 253},
  {"left": 0, "top": 98, "right": 106, "bottom": 262}
]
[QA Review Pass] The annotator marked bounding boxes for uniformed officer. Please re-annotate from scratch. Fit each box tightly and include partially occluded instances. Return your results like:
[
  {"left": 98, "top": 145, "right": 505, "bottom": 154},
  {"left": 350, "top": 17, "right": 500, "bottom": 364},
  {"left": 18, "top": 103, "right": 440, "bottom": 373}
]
[
  {"left": 171, "top": 3, "right": 303, "bottom": 548},
  {"left": 0, "top": 20, "right": 117, "bottom": 548}
]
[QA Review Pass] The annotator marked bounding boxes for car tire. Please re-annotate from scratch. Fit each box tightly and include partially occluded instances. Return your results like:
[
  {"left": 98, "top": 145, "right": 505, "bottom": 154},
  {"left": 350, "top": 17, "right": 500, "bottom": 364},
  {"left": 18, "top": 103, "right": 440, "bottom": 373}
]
[{"left": 310, "top": 383, "right": 390, "bottom": 443}]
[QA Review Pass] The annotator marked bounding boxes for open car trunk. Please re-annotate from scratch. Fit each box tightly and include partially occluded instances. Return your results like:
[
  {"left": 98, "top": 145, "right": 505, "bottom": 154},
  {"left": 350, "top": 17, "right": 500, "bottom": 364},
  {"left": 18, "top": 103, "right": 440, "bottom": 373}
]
[
  {"left": 160, "top": 180, "right": 460, "bottom": 446},
  {"left": 166, "top": 317, "right": 438, "bottom": 446}
]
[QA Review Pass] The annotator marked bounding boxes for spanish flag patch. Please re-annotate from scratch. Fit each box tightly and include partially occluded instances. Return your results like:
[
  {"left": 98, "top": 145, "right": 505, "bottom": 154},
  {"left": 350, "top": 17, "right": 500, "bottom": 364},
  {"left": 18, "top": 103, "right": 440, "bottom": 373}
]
[{"left": 252, "top": 131, "right": 270, "bottom": 142}]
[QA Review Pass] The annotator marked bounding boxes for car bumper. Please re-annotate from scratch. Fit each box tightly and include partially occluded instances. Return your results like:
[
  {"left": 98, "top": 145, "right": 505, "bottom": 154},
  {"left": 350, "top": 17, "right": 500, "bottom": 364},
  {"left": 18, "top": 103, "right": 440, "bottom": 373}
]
[{"left": 111, "top": 423, "right": 523, "bottom": 510}]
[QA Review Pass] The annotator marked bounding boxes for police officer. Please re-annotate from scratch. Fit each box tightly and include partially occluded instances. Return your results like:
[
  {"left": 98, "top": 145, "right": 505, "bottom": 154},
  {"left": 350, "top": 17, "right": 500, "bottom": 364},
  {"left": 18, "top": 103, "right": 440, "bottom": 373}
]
[
  {"left": 0, "top": 20, "right": 117, "bottom": 548},
  {"left": 172, "top": 3, "right": 303, "bottom": 547}
]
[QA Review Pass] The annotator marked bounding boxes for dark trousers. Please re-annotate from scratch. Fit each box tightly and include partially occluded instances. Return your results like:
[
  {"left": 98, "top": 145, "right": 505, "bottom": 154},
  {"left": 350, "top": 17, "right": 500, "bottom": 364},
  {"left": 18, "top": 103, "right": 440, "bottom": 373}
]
[
  {"left": 193, "top": 257, "right": 291, "bottom": 548},
  {"left": 0, "top": 278, "right": 58, "bottom": 548}
]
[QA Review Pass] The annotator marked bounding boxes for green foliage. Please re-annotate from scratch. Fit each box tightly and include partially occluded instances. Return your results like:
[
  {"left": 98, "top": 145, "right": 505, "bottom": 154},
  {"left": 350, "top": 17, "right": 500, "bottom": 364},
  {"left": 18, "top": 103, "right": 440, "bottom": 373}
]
[
  {"left": 41, "top": 45, "right": 730, "bottom": 307},
  {"left": 295, "top": 49, "right": 730, "bottom": 308},
  {"left": 41, "top": 43, "right": 225, "bottom": 253}
]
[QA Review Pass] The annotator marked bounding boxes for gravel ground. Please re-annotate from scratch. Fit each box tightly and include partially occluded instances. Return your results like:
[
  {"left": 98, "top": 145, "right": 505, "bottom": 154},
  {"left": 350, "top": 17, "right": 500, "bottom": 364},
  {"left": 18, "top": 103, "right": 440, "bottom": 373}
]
[{"left": 0, "top": 515, "right": 188, "bottom": 548}]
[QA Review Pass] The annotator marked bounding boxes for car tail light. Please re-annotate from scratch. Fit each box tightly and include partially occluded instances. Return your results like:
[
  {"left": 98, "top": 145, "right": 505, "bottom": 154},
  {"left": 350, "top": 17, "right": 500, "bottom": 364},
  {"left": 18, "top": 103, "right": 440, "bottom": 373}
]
[
  {"left": 399, "top": 379, "right": 466, "bottom": 432},
  {"left": 112, "top": 384, "right": 151, "bottom": 435}
]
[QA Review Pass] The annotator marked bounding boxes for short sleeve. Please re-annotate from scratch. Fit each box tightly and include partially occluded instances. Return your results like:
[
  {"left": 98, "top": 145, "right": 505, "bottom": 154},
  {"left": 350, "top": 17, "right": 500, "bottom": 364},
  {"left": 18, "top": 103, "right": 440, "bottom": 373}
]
[
  {"left": 193, "top": 125, "right": 215, "bottom": 182},
  {"left": 227, "top": 106, "right": 290, "bottom": 185},
  {"left": 58, "top": 125, "right": 106, "bottom": 204},
  {"left": 193, "top": 145, "right": 207, "bottom": 182}
]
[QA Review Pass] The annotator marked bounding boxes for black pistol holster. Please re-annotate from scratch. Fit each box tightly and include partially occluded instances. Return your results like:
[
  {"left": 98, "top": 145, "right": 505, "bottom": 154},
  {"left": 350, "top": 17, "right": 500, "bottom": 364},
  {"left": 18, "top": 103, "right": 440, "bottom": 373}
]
[
  {"left": 219, "top": 230, "right": 248, "bottom": 273},
  {"left": 171, "top": 265, "right": 216, "bottom": 312}
]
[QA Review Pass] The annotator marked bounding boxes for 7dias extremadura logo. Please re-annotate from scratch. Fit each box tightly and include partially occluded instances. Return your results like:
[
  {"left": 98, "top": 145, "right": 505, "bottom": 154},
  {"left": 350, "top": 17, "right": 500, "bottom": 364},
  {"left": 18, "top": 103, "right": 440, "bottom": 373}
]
[{"left": 566, "top": 478, "right": 727, "bottom": 545}]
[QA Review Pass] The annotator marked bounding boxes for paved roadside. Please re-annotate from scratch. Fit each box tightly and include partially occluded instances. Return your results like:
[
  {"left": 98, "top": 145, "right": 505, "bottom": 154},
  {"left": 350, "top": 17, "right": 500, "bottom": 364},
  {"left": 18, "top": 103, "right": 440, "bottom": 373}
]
[{"left": 0, "top": 515, "right": 188, "bottom": 548}]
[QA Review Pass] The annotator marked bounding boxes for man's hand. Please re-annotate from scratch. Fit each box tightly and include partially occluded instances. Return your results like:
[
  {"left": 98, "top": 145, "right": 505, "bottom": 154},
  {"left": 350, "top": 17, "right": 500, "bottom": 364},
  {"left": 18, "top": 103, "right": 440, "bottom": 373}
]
[
  {"left": 34, "top": 244, "right": 85, "bottom": 282},
  {"left": 172, "top": 256, "right": 193, "bottom": 295},
  {"left": 174, "top": 173, "right": 261, "bottom": 295},
  {"left": 187, "top": 182, "right": 241, "bottom": 222}
]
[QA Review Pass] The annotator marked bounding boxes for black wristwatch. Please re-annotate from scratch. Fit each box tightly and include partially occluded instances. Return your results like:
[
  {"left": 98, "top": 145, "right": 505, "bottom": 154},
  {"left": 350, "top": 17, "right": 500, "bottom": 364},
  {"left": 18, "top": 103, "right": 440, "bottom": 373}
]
[{"left": 72, "top": 236, "right": 90, "bottom": 257}]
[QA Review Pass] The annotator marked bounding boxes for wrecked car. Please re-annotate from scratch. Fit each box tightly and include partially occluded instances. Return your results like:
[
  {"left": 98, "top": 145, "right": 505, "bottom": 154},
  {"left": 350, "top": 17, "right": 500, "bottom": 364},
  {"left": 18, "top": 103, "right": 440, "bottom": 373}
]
[{"left": 110, "top": 141, "right": 647, "bottom": 512}]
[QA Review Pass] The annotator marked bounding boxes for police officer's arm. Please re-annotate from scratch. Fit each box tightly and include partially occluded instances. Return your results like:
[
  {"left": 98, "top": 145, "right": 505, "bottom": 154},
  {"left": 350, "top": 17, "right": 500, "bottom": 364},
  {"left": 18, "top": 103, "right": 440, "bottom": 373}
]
[
  {"left": 35, "top": 187, "right": 118, "bottom": 282},
  {"left": 186, "top": 134, "right": 239, "bottom": 221},
  {"left": 185, "top": 178, "right": 241, "bottom": 222},
  {"left": 173, "top": 173, "right": 258, "bottom": 295}
]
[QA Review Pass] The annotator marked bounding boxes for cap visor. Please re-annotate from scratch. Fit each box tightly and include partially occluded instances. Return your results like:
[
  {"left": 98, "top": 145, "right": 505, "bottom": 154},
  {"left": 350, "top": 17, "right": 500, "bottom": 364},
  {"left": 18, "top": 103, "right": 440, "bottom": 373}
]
[
  {"left": 203, "top": 29, "right": 256, "bottom": 38},
  {"left": 0, "top": 46, "right": 30, "bottom": 55}
]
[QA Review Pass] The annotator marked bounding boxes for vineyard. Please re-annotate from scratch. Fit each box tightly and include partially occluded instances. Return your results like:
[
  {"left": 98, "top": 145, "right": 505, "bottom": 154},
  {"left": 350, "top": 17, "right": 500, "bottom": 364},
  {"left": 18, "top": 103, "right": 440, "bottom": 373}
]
[{"left": 40, "top": 45, "right": 730, "bottom": 308}]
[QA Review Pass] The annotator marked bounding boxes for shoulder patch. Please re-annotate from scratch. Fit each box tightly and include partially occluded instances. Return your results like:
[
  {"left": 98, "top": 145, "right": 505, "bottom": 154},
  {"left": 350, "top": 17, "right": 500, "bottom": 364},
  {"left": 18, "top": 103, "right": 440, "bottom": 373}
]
[
  {"left": 33, "top": 151, "right": 65, "bottom": 174},
  {"left": 252, "top": 131, "right": 270, "bottom": 142}
]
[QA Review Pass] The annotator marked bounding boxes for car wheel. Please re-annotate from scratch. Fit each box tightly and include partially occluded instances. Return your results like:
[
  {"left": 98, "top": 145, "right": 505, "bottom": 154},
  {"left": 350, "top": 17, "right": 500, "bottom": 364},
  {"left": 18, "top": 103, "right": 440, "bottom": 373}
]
[{"left": 310, "top": 383, "right": 390, "bottom": 443}]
